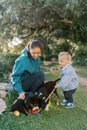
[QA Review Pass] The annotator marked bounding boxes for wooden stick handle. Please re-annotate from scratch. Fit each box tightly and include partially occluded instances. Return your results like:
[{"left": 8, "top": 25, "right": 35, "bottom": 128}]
[{"left": 45, "top": 87, "right": 56, "bottom": 103}]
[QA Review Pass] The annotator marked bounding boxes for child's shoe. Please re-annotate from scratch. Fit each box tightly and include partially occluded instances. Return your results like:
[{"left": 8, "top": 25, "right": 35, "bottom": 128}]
[
  {"left": 61, "top": 100, "right": 67, "bottom": 106},
  {"left": 65, "top": 102, "right": 75, "bottom": 108}
]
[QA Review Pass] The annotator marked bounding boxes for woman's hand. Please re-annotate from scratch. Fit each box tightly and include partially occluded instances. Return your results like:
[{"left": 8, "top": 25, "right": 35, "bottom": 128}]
[
  {"left": 44, "top": 80, "right": 48, "bottom": 83},
  {"left": 18, "top": 92, "right": 25, "bottom": 100}
]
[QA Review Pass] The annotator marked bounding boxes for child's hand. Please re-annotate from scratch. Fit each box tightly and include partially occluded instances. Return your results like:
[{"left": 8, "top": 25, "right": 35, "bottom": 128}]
[{"left": 54, "top": 85, "right": 57, "bottom": 89}]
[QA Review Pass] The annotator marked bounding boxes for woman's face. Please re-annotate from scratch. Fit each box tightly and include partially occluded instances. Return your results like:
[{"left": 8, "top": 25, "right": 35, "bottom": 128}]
[{"left": 30, "top": 47, "right": 41, "bottom": 60}]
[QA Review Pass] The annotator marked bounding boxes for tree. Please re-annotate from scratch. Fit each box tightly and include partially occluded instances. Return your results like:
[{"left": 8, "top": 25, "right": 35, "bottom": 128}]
[{"left": 0, "top": 0, "right": 87, "bottom": 58}]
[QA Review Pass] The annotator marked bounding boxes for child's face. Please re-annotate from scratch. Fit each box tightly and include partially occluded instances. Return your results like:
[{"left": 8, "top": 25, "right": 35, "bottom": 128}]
[
  {"left": 30, "top": 47, "right": 41, "bottom": 60},
  {"left": 58, "top": 57, "right": 69, "bottom": 68}
]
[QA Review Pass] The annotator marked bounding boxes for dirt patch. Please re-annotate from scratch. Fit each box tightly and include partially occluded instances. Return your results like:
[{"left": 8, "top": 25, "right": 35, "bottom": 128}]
[{"left": 78, "top": 75, "right": 87, "bottom": 87}]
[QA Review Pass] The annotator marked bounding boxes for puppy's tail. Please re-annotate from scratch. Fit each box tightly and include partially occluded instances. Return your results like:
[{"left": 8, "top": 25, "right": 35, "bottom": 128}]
[{"left": 54, "top": 78, "right": 61, "bottom": 83}]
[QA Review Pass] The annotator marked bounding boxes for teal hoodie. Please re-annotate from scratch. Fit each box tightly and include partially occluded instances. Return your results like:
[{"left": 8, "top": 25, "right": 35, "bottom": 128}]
[{"left": 11, "top": 48, "right": 40, "bottom": 94}]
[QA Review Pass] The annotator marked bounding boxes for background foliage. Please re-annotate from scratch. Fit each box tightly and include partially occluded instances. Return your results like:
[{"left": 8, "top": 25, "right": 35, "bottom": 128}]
[{"left": 0, "top": 0, "right": 87, "bottom": 78}]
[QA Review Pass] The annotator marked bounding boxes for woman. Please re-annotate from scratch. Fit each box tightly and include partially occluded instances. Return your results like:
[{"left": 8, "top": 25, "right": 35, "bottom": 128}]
[{"left": 11, "top": 39, "right": 45, "bottom": 100}]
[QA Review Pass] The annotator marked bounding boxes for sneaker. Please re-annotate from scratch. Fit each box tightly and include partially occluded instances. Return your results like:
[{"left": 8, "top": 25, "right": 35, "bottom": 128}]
[
  {"left": 65, "top": 103, "right": 75, "bottom": 108},
  {"left": 61, "top": 100, "right": 67, "bottom": 106}
]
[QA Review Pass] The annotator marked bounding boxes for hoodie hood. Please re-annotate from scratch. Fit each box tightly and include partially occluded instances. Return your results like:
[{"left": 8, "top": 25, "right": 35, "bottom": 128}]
[{"left": 22, "top": 48, "right": 27, "bottom": 55}]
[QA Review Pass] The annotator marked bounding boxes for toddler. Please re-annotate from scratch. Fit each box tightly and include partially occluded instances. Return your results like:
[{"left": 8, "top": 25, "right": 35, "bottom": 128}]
[{"left": 56, "top": 52, "right": 79, "bottom": 108}]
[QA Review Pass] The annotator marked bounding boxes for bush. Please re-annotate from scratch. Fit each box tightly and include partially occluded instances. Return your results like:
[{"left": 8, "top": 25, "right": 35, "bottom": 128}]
[
  {"left": 70, "top": 16, "right": 87, "bottom": 43},
  {"left": 2, "top": 53, "right": 19, "bottom": 72},
  {"left": 73, "top": 44, "right": 87, "bottom": 66},
  {"left": 0, "top": 53, "right": 19, "bottom": 81}
]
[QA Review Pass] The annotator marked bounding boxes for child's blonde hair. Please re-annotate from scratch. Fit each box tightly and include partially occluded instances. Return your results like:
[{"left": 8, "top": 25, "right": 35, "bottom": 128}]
[{"left": 58, "top": 52, "right": 72, "bottom": 63}]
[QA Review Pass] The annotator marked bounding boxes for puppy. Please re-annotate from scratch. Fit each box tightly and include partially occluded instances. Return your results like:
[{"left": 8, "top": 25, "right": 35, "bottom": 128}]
[
  {"left": 36, "top": 78, "right": 60, "bottom": 111},
  {"left": 11, "top": 98, "right": 29, "bottom": 115},
  {"left": 11, "top": 78, "right": 60, "bottom": 115},
  {"left": 11, "top": 94, "right": 40, "bottom": 115}
]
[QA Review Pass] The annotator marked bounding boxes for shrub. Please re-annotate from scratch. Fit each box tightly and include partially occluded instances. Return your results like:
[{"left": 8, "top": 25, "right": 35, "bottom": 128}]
[
  {"left": 0, "top": 53, "right": 19, "bottom": 81},
  {"left": 73, "top": 44, "right": 87, "bottom": 66}
]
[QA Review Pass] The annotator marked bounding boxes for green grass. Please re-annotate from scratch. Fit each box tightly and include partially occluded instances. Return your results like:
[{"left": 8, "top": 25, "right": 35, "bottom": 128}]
[
  {"left": 45, "top": 62, "right": 58, "bottom": 67},
  {"left": 0, "top": 72, "right": 87, "bottom": 130},
  {"left": 40, "top": 66, "right": 49, "bottom": 72},
  {"left": 45, "top": 71, "right": 60, "bottom": 81},
  {"left": 75, "top": 66, "right": 87, "bottom": 78}
]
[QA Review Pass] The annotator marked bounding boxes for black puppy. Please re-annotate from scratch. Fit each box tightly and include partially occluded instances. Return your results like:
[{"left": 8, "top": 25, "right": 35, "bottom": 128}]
[
  {"left": 25, "top": 78, "right": 60, "bottom": 111},
  {"left": 36, "top": 78, "right": 60, "bottom": 110},
  {"left": 11, "top": 78, "right": 60, "bottom": 115},
  {"left": 11, "top": 94, "right": 39, "bottom": 115},
  {"left": 11, "top": 98, "right": 28, "bottom": 115}
]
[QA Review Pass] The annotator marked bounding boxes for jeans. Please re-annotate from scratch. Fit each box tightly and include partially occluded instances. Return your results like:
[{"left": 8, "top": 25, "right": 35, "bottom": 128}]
[
  {"left": 22, "top": 71, "right": 45, "bottom": 93},
  {"left": 63, "top": 89, "right": 76, "bottom": 103}
]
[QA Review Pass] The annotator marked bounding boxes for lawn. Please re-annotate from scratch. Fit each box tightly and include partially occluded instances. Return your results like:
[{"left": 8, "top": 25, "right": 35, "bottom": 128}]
[
  {"left": 0, "top": 69, "right": 87, "bottom": 130},
  {"left": 75, "top": 66, "right": 87, "bottom": 77}
]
